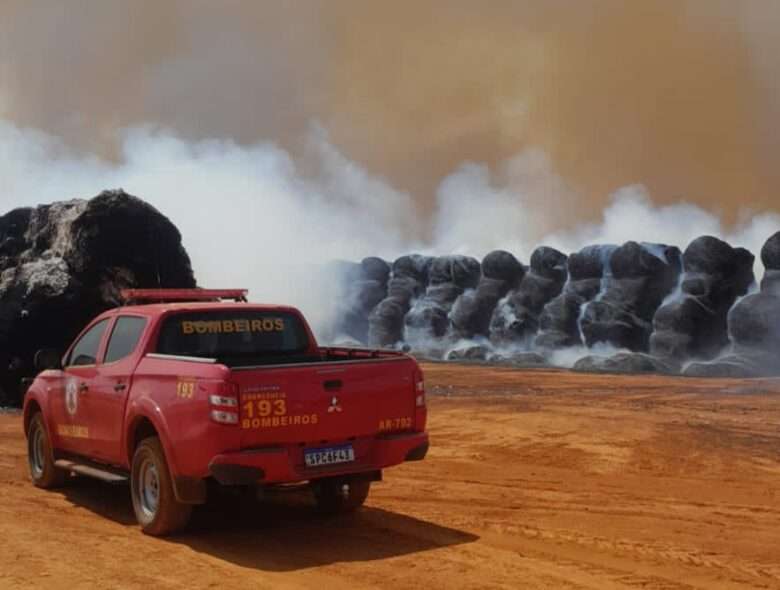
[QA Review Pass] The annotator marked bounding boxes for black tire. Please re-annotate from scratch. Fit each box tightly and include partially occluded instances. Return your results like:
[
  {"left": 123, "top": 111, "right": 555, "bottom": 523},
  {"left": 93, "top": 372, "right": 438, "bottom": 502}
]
[
  {"left": 313, "top": 477, "right": 371, "bottom": 514},
  {"left": 27, "top": 413, "right": 66, "bottom": 488},
  {"left": 130, "top": 436, "right": 192, "bottom": 536}
]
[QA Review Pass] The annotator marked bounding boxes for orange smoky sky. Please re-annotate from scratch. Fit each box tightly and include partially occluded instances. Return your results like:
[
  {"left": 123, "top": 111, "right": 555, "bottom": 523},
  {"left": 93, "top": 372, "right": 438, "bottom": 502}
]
[{"left": 1, "top": 0, "right": 778, "bottom": 225}]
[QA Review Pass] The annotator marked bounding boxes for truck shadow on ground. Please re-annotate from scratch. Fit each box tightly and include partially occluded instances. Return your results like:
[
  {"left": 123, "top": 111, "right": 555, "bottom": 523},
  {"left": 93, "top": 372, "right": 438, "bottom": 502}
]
[
  {"left": 60, "top": 475, "right": 137, "bottom": 525},
  {"left": 61, "top": 477, "right": 479, "bottom": 572}
]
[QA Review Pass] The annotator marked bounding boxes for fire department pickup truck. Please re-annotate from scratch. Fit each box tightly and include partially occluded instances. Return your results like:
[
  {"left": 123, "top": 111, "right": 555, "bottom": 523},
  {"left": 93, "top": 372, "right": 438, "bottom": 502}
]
[{"left": 23, "top": 289, "right": 428, "bottom": 535}]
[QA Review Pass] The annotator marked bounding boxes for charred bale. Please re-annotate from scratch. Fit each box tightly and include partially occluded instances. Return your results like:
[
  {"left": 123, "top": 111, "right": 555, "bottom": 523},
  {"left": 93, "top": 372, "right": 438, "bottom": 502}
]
[
  {"left": 686, "top": 232, "right": 780, "bottom": 377},
  {"left": 649, "top": 236, "right": 755, "bottom": 362},
  {"left": 573, "top": 352, "right": 678, "bottom": 375},
  {"left": 489, "top": 246, "right": 567, "bottom": 346},
  {"left": 761, "top": 231, "right": 780, "bottom": 295},
  {"left": 450, "top": 250, "right": 524, "bottom": 339},
  {"left": 0, "top": 190, "right": 196, "bottom": 406},
  {"left": 446, "top": 344, "right": 490, "bottom": 362},
  {"left": 367, "top": 254, "right": 433, "bottom": 347},
  {"left": 682, "top": 358, "right": 759, "bottom": 378},
  {"left": 579, "top": 242, "right": 682, "bottom": 351},
  {"left": 335, "top": 257, "right": 391, "bottom": 343},
  {"left": 729, "top": 292, "right": 780, "bottom": 351}
]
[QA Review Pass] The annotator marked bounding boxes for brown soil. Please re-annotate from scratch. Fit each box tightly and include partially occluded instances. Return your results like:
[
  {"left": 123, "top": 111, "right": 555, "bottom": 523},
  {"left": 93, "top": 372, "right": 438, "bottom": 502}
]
[{"left": 2, "top": 364, "right": 780, "bottom": 589}]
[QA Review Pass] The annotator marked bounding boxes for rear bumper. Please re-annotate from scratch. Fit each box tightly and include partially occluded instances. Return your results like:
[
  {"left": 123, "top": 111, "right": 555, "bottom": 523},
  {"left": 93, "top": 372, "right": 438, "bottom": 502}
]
[{"left": 208, "top": 431, "right": 429, "bottom": 485}]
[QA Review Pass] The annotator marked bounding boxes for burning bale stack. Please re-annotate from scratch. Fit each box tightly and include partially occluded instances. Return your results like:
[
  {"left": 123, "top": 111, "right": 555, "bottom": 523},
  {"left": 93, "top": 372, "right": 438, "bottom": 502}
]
[
  {"left": 2, "top": 187, "right": 778, "bottom": 406},
  {"left": 338, "top": 232, "right": 780, "bottom": 377}
]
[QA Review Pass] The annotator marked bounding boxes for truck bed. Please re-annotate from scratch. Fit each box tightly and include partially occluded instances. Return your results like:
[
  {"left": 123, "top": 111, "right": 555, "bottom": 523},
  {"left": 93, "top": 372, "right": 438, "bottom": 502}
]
[{"left": 230, "top": 348, "right": 418, "bottom": 448}]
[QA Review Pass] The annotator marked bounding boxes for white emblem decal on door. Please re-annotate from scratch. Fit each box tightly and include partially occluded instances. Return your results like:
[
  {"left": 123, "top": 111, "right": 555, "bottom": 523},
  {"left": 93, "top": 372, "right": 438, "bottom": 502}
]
[{"left": 65, "top": 379, "right": 79, "bottom": 416}]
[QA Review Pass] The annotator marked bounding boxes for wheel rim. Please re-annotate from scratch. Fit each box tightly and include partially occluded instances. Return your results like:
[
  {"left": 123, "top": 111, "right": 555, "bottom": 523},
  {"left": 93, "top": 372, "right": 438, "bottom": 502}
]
[
  {"left": 29, "top": 424, "right": 46, "bottom": 479},
  {"left": 136, "top": 457, "right": 160, "bottom": 519}
]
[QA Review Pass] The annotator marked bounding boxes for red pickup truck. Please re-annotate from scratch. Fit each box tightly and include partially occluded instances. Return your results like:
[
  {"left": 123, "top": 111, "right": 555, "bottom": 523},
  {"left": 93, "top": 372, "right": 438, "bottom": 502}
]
[{"left": 23, "top": 289, "right": 428, "bottom": 535}]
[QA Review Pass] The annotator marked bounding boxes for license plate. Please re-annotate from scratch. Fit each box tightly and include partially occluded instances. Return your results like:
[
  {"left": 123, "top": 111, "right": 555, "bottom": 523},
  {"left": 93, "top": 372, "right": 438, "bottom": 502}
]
[{"left": 304, "top": 445, "right": 355, "bottom": 468}]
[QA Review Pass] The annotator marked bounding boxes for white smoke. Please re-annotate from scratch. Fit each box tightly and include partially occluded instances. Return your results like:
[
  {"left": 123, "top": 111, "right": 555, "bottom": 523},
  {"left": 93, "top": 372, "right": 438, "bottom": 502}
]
[
  {"left": 0, "top": 120, "right": 420, "bottom": 335},
  {"left": 432, "top": 165, "right": 779, "bottom": 275},
  {"left": 1, "top": 118, "right": 778, "bottom": 340},
  {"left": 431, "top": 148, "right": 578, "bottom": 258},
  {"left": 541, "top": 185, "right": 780, "bottom": 274}
]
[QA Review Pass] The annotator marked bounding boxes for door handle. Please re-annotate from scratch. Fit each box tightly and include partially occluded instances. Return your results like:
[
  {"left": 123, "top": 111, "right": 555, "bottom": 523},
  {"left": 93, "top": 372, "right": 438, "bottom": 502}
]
[
  {"left": 323, "top": 379, "right": 342, "bottom": 391},
  {"left": 78, "top": 382, "right": 89, "bottom": 393},
  {"left": 114, "top": 383, "right": 127, "bottom": 392}
]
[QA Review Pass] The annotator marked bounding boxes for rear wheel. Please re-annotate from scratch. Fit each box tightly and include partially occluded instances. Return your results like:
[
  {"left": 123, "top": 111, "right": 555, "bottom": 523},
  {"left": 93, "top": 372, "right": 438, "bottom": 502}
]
[
  {"left": 27, "top": 413, "right": 66, "bottom": 488},
  {"left": 313, "top": 477, "right": 371, "bottom": 514},
  {"left": 130, "top": 436, "right": 192, "bottom": 536}
]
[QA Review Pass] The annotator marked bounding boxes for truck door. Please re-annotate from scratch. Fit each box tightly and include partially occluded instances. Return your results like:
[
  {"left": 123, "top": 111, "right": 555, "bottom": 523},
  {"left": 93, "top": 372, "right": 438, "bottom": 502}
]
[
  {"left": 57, "top": 318, "right": 111, "bottom": 457},
  {"left": 87, "top": 315, "right": 148, "bottom": 464}
]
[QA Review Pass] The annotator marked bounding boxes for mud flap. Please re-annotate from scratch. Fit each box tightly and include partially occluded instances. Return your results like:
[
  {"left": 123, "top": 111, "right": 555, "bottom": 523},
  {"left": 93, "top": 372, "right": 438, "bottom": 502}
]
[
  {"left": 405, "top": 441, "right": 429, "bottom": 462},
  {"left": 173, "top": 476, "right": 207, "bottom": 504}
]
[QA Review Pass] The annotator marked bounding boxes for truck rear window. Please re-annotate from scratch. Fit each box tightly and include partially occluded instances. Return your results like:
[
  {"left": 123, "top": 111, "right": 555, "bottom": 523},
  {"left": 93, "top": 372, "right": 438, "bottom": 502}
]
[{"left": 155, "top": 311, "right": 309, "bottom": 359}]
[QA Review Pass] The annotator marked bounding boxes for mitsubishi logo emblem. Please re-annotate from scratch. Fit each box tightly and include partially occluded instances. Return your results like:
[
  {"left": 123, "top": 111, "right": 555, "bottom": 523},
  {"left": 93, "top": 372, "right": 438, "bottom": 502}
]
[{"left": 327, "top": 396, "right": 343, "bottom": 413}]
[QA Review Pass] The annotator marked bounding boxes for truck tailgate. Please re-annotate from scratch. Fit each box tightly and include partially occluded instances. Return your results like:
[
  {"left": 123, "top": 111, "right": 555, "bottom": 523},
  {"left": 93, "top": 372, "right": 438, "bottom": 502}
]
[{"left": 231, "top": 357, "right": 417, "bottom": 449}]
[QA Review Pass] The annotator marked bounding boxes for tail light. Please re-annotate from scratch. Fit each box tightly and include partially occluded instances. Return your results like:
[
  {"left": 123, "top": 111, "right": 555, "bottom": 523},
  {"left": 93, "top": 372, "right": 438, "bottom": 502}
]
[
  {"left": 210, "top": 410, "right": 239, "bottom": 425},
  {"left": 209, "top": 395, "right": 238, "bottom": 407},
  {"left": 210, "top": 382, "right": 239, "bottom": 425},
  {"left": 415, "top": 372, "right": 425, "bottom": 407},
  {"left": 413, "top": 367, "right": 427, "bottom": 431}
]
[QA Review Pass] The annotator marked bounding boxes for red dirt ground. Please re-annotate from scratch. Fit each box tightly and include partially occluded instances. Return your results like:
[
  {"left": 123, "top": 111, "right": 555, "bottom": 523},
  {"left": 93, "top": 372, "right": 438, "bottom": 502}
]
[{"left": 2, "top": 364, "right": 780, "bottom": 589}]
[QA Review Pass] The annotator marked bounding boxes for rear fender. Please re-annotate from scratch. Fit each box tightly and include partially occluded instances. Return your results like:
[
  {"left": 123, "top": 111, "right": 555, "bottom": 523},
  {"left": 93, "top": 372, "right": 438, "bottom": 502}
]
[
  {"left": 124, "top": 397, "right": 178, "bottom": 476},
  {"left": 124, "top": 397, "right": 206, "bottom": 504}
]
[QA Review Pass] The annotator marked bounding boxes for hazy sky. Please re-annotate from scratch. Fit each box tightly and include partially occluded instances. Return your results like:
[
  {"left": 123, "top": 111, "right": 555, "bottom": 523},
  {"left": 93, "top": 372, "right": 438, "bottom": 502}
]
[{"left": 2, "top": 0, "right": 779, "bottom": 228}]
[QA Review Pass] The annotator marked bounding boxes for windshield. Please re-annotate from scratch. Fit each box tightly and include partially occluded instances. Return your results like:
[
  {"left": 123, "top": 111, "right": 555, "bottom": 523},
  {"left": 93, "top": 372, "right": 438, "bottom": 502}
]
[{"left": 156, "top": 310, "right": 309, "bottom": 358}]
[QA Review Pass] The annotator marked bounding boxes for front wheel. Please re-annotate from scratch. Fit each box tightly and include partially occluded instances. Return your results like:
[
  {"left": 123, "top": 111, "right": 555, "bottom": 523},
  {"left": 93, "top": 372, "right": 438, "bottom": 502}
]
[
  {"left": 313, "top": 477, "right": 371, "bottom": 514},
  {"left": 27, "top": 413, "right": 66, "bottom": 488},
  {"left": 130, "top": 437, "right": 192, "bottom": 536}
]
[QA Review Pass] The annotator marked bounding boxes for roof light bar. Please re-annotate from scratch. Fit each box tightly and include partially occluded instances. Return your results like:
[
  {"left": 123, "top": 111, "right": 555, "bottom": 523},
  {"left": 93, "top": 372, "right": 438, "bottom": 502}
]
[{"left": 120, "top": 289, "right": 249, "bottom": 304}]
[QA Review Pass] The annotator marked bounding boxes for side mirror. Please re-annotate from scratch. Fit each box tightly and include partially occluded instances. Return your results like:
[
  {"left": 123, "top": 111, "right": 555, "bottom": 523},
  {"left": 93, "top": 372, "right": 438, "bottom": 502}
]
[
  {"left": 34, "top": 349, "right": 62, "bottom": 372},
  {"left": 71, "top": 354, "right": 95, "bottom": 367}
]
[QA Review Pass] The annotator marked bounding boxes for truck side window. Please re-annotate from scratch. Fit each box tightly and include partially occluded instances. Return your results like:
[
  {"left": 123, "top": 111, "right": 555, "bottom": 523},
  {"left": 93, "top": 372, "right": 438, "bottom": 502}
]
[
  {"left": 66, "top": 319, "right": 109, "bottom": 367},
  {"left": 105, "top": 316, "right": 148, "bottom": 363}
]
